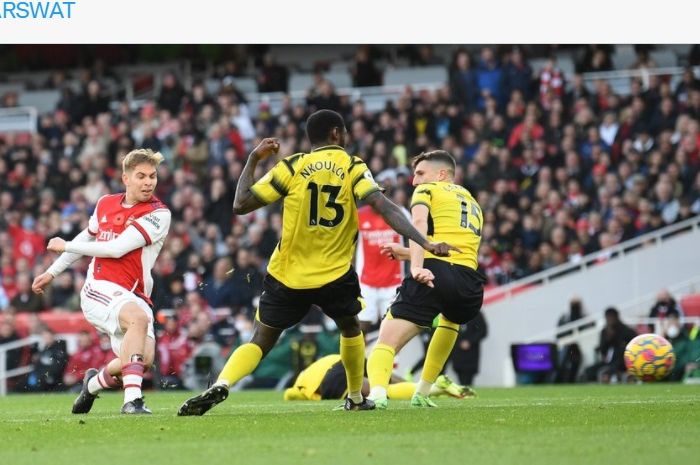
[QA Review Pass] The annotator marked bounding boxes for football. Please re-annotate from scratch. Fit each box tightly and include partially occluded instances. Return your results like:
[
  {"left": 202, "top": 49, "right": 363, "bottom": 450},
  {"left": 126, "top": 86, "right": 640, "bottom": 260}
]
[{"left": 624, "top": 333, "right": 676, "bottom": 381}]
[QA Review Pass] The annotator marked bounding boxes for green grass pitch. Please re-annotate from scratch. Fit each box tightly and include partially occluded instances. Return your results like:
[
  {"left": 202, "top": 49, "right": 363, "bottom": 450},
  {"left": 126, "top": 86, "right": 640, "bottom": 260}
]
[{"left": 1, "top": 385, "right": 698, "bottom": 465}]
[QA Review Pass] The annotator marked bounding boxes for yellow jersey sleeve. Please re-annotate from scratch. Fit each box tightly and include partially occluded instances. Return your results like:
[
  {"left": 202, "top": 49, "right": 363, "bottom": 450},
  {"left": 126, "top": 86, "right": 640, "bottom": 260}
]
[
  {"left": 250, "top": 158, "right": 295, "bottom": 205},
  {"left": 349, "top": 157, "right": 380, "bottom": 200},
  {"left": 411, "top": 184, "right": 433, "bottom": 210}
]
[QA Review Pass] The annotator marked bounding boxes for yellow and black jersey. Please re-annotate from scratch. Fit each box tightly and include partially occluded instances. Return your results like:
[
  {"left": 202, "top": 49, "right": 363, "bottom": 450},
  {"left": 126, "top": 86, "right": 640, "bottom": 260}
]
[
  {"left": 250, "top": 145, "right": 380, "bottom": 289},
  {"left": 410, "top": 181, "right": 482, "bottom": 270},
  {"left": 284, "top": 354, "right": 341, "bottom": 401}
]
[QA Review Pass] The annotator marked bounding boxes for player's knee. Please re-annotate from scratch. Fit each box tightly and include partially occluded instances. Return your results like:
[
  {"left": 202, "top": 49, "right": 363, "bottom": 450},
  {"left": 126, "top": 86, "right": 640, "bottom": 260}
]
[
  {"left": 334, "top": 315, "right": 361, "bottom": 337},
  {"left": 121, "top": 305, "right": 149, "bottom": 328}
]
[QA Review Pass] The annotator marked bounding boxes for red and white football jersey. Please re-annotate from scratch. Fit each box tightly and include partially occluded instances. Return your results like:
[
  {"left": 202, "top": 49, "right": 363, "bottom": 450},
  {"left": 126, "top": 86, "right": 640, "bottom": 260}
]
[
  {"left": 86, "top": 193, "right": 171, "bottom": 306},
  {"left": 356, "top": 205, "right": 405, "bottom": 288}
]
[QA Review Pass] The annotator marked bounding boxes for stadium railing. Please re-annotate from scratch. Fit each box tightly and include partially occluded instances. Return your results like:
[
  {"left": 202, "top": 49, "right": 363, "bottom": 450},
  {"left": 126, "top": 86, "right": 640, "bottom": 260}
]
[
  {"left": 527, "top": 274, "right": 700, "bottom": 345},
  {"left": 0, "top": 106, "right": 38, "bottom": 134},
  {"left": 0, "top": 335, "right": 39, "bottom": 396},
  {"left": 483, "top": 214, "right": 700, "bottom": 305},
  {"left": 0, "top": 333, "right": 80, "bottom": 396}
]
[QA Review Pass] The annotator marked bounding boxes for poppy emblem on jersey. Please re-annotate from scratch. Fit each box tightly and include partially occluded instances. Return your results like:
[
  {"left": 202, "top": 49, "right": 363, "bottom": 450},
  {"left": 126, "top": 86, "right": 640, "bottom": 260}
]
[{"left": 113, "top": 213, "right": 125, "bottom": 226}]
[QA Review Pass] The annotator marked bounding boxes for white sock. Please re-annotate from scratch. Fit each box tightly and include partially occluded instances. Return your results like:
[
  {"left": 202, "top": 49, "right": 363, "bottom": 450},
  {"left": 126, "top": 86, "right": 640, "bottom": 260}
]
[
  {"left": 88, "top": 368, "right": 120, "bottom": 395},
  {"left": 416, "top": 379, "right": 433, "bottom": 396},
  {"left": 87, "top": 374, "right": 103, "bottom": 395},
  {"left": 368, "top": 386, "right": 387, "bottom": 400},
  {"left": 214, "top": 380, "right": 229, "bottom": 388}
]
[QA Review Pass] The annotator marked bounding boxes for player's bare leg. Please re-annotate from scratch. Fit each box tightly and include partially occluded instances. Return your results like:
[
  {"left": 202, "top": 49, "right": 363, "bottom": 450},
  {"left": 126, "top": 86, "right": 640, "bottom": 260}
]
[
  {"left": 178, "top": 321, "right": 282, "bottom": 416},
  {"left": 118, "top": 302, "right": 152, "bottom": 414}
]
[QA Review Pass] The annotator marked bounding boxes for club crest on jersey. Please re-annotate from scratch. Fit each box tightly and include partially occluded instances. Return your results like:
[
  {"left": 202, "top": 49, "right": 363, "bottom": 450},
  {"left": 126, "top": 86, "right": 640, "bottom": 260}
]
[{"left": 125, "top": 215, "right": 135, "bottom": 227}]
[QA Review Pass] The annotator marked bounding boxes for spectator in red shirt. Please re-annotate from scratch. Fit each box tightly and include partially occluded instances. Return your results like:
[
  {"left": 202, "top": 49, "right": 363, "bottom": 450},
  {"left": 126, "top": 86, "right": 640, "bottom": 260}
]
[
  {"left": 158, "top": 315, "right": 193, "bottom": 389},
  {"left": 8, "top": 215, "right": 45, "bottom": 268},
  {"left": 63, "top": 331, "right": 104, "bottom": 390}
]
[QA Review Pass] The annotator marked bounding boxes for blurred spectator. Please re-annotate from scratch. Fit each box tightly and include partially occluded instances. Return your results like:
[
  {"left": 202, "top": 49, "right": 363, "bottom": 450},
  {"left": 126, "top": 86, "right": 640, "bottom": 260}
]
[
  {"left": 0, "top": 318, "right": 21, "bottom": 371},
  {"left": 63, "top": 330, "right": 103, "bottom": 390},
  {"left": 157, "top": 72, "right": 185, "bottom": 115},
  {"left": 661, "top": 309, "right": 690, "bottom": 381},
  {"left": 0, "top": 282, "right": 8, "bottom": 310},
  {"left": 648, "top": 289, "right": 683, "bottom": 332},
  {"left": 449, "top": 311, "right": 488, "bottom": 386},
  {"left": 503, "top": 47, "right": 533, "bottom": 101},
  {"left": 578, "top": 45, "right": 614, "bottom": 73},
  {"left": 449, "top": 48, "right": 479, "bottom": 113},
  {"left": 351, "top": 46, "right": 382, "bottom": 87},
  {"left": 201, "top": 257, "right": 237, "bottom": 309},
  {"left": 48, "top": 271, "right": 77, "bottom": 309},
  {"left": 257, "top": 54, "right": 289, "bottom": 93},
  {"left": 158, "top": 315, "right": 192, "bottom": 389},
  {"left": 555, "top": 297, "right": 594, "bottom": 383},
  {"left": 538, "top": 57, "right": 565, "bottom": 109},
  {"left": 584, "top": 307, "right": 637, "bottom": 383},
  {"left": 79, "top": 80, "right": 109, "bottom": 120},
  {"left": 10, "top": 273, "right": 43, "bottom": 313},
  {"left": 24, "top": 326, "right": 68, "bottom": 391},
  {"left": 475, "top": 47, "right": 503, "bottom": 109}
]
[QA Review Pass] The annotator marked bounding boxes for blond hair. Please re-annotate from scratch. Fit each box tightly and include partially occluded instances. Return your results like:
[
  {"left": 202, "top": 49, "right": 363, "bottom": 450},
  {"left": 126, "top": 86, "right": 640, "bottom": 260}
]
[{"left": 122, "top": 148, "right": 164, "bottom": 173}]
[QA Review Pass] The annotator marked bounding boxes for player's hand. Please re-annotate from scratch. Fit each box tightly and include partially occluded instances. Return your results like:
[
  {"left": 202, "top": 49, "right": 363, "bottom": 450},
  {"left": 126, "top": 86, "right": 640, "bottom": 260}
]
[
  {"left": 380, "top": 243, "right": 402, "bottom": 260},
  {"left": 46, "top": 237, "right": 67, "bottom": 253},
  {"left": 251, "top": 138, "right": 280, "bottom": 160},
  {"left": 411, "top": 267, "right": 435, "bottom": 288},
  {"left": 32, "top": 272, "right": 54, "bottom": 295},
  {"left": 425, "top": 241, "right": 461, "bottom": 257}
]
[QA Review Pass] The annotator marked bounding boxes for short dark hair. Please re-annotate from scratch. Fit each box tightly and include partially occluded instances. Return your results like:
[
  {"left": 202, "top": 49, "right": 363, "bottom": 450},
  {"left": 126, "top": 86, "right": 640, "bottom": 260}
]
[
  {"left": 411, "top": 150, "right": 456, "bottom": 175},
  {"left": 305, "top": 109, "right": 345, "bottom": 145},
  {"left": 604, "top": 307, "right": 619, "bottom": 318}
]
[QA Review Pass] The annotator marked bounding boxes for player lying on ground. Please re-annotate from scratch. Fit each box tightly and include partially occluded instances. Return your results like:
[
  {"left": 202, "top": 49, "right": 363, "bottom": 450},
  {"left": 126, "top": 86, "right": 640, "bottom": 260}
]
[{"left": 283, "top": 354, "right": 475, "bottom": 402}]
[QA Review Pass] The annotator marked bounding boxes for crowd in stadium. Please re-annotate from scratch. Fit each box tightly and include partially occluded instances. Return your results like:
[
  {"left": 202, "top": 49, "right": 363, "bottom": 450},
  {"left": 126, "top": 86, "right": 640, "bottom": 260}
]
[{"left": 1, "top": 44, "right": 700, "bottom": 390}]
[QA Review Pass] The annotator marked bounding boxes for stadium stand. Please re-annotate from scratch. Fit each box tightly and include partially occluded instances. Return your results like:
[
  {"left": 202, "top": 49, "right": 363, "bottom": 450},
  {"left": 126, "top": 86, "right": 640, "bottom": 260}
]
[{"left": 1, "top": 44, "right": 700, "bottom": 390}]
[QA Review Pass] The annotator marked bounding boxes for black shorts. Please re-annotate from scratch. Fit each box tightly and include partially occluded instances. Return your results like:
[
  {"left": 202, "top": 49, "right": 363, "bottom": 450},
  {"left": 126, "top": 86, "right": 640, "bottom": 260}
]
[
  {"left": 257, "top": 267, "right": 363, "bottom": 330},
  {"left": 318, "top": 361, "right": 347, "bottom": 400},
  {"left": 390, "top": 258, "right": 486, "bottom": 328}
]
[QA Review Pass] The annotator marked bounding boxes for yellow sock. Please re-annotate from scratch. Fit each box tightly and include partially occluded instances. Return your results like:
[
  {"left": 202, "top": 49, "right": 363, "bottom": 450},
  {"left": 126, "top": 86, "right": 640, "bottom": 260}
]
[
  {"left": 387, "top": 382, "right": 416, "bottom": 400},
  {"left": 340, "top": 333, "right": 365, "bottom": 402},
  {"left": 367, "top": 343, "right": 395, "bottom": 398},
  {"left": 420, "top": 315, "right": 460, "bottom": 384},
  {"left": 217, "top": 343, "right": 263, "bottom": 386}
]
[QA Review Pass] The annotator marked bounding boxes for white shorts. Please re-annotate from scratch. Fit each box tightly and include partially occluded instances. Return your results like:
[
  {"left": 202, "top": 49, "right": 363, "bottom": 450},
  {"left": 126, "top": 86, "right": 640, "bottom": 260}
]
[
  {"left": 80, "top": 279, "right": 155, "bottom": 356},
  {"left": 358, "top": 284, "right": 399, "bottom": 324}
]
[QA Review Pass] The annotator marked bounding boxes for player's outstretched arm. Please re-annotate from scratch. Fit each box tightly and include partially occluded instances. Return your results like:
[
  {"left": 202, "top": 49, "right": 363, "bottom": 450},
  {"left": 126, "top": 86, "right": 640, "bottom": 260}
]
[
  {"left": 47, "top": 227, "right": 146, "bottom": 259},
  {"left": 32, "top": 227, "right": 94, "bottom": 295},
  {"left": 364, "top": 191, "right": 460, "bottom": 257},
  {"left": 233, "top": 138, "right": 280, "bottom": 215},
  {"left": 380, "top": 243, "right": 410, "bottom": 261}
]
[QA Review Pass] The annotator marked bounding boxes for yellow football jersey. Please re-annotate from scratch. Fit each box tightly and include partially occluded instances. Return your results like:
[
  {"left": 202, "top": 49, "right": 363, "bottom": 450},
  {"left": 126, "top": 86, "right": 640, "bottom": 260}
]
[
  {"left": 285, "top": 354, "right": 342, "bottom": 401},
  {"left": 250, "top": 146, "right": 380, "bottom": 289},
  {"left": 410, "top": 181, "right": 482, "bottom": 269}
]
